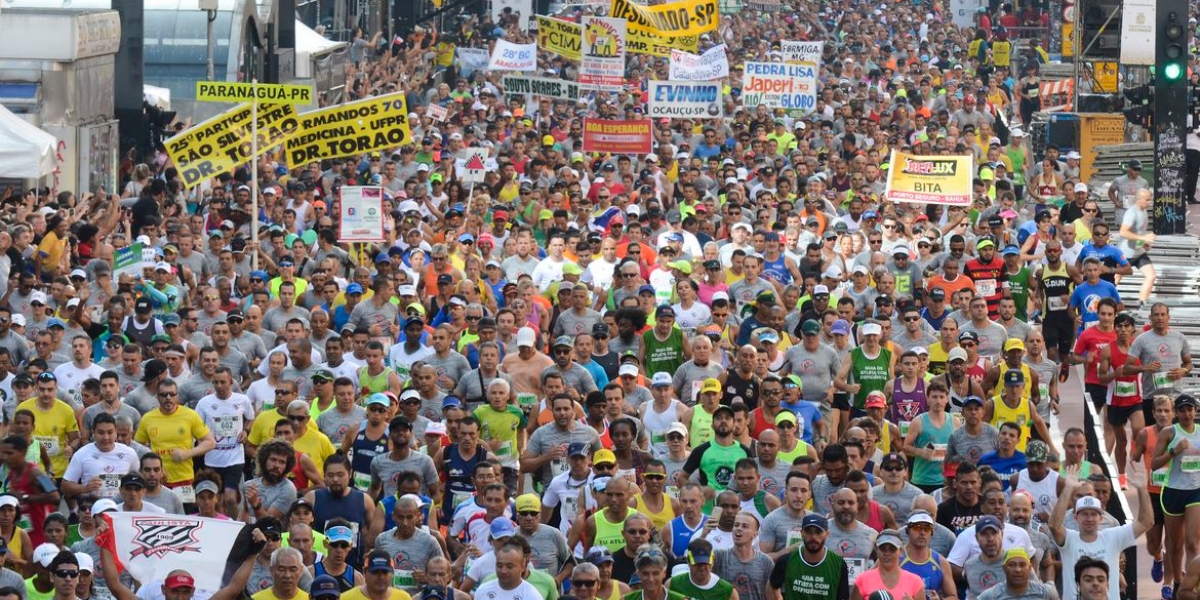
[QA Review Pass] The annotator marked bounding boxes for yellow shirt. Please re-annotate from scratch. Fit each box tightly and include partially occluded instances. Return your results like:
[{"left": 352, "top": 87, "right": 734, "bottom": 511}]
[
  {"left": 252, "top": 588, "right": 310, "bottom": 600},
  {"left": 248, "top": 409, "right": 288, "bottom": 448},
  {"left": 134, "top": 406, "right": 211, "bottom": 483},
  {"left": 17, "top": 398, "right": 78, "bottom": 477},
  {"left": 293, "top": 428, "right": 336, "bottom": 472},
  {"left": 37, "top": 231, "right": 66, "bottom": 274},
  {"left": 340, "top": 588, "right": 412, "bottom": 600}
]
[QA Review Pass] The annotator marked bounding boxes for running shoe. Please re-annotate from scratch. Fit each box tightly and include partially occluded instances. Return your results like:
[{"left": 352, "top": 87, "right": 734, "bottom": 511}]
[
  {"left": 1119, "top": 474, "right": 1128, "bottom": 490},
  {"left": 1164, "top": 584, "right": 1174, "bottom": 600},
  {"left": 1152, "top": 554, "right": 1164, "bottom": 583},
  {"left": 1059, "top": 363, "right": 1070, "bottom": 383}
]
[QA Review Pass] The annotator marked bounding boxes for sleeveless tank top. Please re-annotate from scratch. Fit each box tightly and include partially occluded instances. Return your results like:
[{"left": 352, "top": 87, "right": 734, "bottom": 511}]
[
  {"left": 889, "top": 377, "right": 928, "bottom": 428},
  {"left": 634, "top": 494, "right": 676, "bottom": 530},
  {"left": 290, "top": 451, "right": 310, "bottom": 491},
  {"left": 777, "top": 439, "right": 809, "bottom": 465},
  {"left": 122, "top": 316, "right": 158, "bottom": 349},
  {"left": 645, "top": 400, "right": 683, "bottom": 458},
  {"left": 313, "top": 560, "right": 357, "bottom": 592},
  {"left": 350, "top": 420, "right": 389, "bottom": 490},
  {"left": 879, "top": 417, "right": 892, "bottom": 453},
  {"left": 737, "top": 491, "right": 771, "bottom": 519},
  {"left": 939, "top": 373, "right": 970, "bottom": 412},
  {"left": 1146, "top": 426, "right": 1168, "bottom": 493},
  {"left": 667, "top": 514, "right": 708, "bottom": 558},
  {"left": 749, "top": 408, "right": 778, "bottom": 440},
  {"left": 313, "top": 487, "right": 368, "bottom": 563},
  {"left": 1040, "top": 261, "right": 1073, "bottom": 315},
  {"left": 762, "top": 254, "right": 792, "bottom": 285},
  {"left": 1107, "top": 343, "right": 1142, "bottom": 408},
  {"left": 444, "top": 443, "right": 488, "bottom": 515},
  {"left": 1016, "top": 468, "right": 1059, "bottom": 517},
  {"left": 911, "top": 412, "right": 954, "bottom": 487},
  {"left": 967, "top": 357, "right": 988, "bottom": 384},
  {"left": 991, "top": 395, "right": 1034, "bottom": 452},
  {"left": 865, "top": 501, "right": 885, "bottom": 532},
  {"left": 359, "top": 366, "right": 395, "bottom": 395},
  {"left": 690, "top": 405, "right": 715, "bottom": 448},
  {"left": 901, "top": 551, "right": 946, "bottom": 594},
  {"left": 997, "top": 363, "right": 1033, "bottom": 402},
  {"left": 1166, "top": 423, "right": 1200, "bottom": 491},
  {"left": 594, "top": 506, "right": 635, "bottom": 553},
  {"left": 853, "top": 567, "right": 925, "bottom": 600},
  {"left": 851, "top": 347, "right": 892, "bottom": 409}
]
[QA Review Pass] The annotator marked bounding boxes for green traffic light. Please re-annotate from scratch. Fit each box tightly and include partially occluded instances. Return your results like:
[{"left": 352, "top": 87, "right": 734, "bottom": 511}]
[{"left": 1165, "top": 62, "right": 1185, "bottom": 80}]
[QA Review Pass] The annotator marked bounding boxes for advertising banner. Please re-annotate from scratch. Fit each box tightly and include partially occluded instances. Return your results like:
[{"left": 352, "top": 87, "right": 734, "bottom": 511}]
[
  {"left": 284, "top": 93, "right": 412, "bottom": 165},
  {"left": 780, "top": 40, "right": 824, "bottom": 64},
  {"left": 338, "top": 186, "right": 386, "bottom": 242},
  {"left": 741, "top": 61, "right": 817, "bottom": 111},
  {"left": 669, "top": 44, "right": 729, "bottom": 80},
  {"left": 502, "top": 76, "right": 580, "bottom": 101},
  {"left": 537, "top": 16, "right": 582, "bottom": 61},
  {"left": 610, "top": 0, "right": 719, "bottom": 37},
  {"left": 885, "top": 150, "right": 974, "bottom": 206},
  {"left": 195, "top": 82, "right": 313, "bottom": 104},
  {"left": 582, "top": 118, "right": 653, "bottom": 154},
  {"left": 647, "top": 82, "right": 723, "bottom": 118},
  {"left": 580, "top": 17, "right": 627, "bottom": 91},
  {"left": 489, "top": 39, "right": 538, "bottom": 71},
  {"left": 629, "top": 29, "right": 699, "bottom": 57},
  {"left": 166, "top": 104, "right": 297, "bottom": 189}
]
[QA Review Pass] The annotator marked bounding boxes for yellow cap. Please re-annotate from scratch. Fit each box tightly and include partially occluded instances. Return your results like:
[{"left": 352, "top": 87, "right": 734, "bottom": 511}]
[
  {"left": 542, "top": 135, "right": 556, "bottom": 147},
  {"left": 1003, "top": 338, "right": 1026, "bottom": 352},
  {"left": 593, "top": 449, "right": 616, "bottom": 466},
  {"left": 516, "top": 493, "right": 541, "bottom": 513},
  {"left": 1003, "top": 547, "right": 1030, "bottom": 564},
  {"left": 775, "top": 411, "right": 797, "bottom": 425},
  {"left": 701, "top": 378, "right": 722, "bottom": 395}
]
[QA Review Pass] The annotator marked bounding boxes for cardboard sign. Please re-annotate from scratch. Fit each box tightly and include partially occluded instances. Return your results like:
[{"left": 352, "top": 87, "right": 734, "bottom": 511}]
[
  {"left": 669, "top": 44, "right": 729, "bottom": 80},
  {"left": 885, "top": 150, "right": 974, "bottom": 206},
  {"left": 580, "top": 17, "right": 627, "bottom": 91},
  {"left": 166, "top": 103, "right": 297, "bottom": 189},
  {"left": 489, "top": 39, "right": 537, "bottom": 71},
  {"left": 284, "top": 93, "right": 412, "bottom": 165}
]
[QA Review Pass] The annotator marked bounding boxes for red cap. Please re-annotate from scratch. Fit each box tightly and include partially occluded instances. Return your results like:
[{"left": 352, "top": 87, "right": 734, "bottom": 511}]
[
  {"left": 864, "top": 391, "right": 887, "bottom": 409},
  {"left": 165, "top": 574, "right": 195, "bottom": 590}
]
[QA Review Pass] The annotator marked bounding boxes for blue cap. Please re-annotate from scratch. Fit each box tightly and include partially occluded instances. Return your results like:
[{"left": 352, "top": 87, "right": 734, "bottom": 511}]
[
  {"left": 374, "top": 253, "right": 391, "bottom": 264},
  {"left": 1002, "top": 244, "right": 1021, "bottom": 256},
  {"left": 420, "top": 588, "right": 447, "bottom": 600},
  {"left": 346, "top": 283, "right": 364, "bottom": 295},
  {"left": 801, "top": 514, "right": 828, "bottom": 531},
  {"left": 161, "top": 313, "right": 181, "bottom": 326},
  {"left": 442, "top": 395, "right": 463, "bottom": 409},
  {"left": 365, "top": 550, "right": 392, "bottom": 573},
  {"left": 587, "top": 546, "right": 614, "bottom": 564},
  {"left": 688, "top": 547, "right": 713, "bottom": 564},
  {"left": 863, "top": 210, "right": 879, "bottom": 219},
  {"left": 976, "top": 515, "right": 1003, "bottom": 533},
  {"left": 311, "top": 575, "right": 341, "bottom": 599},
  {"left": 45, "top": 318, "right": 66, "bottom": 329},
  {"left": 325, "top": 525, "right": 354, "bottom": 544},
  {"left": 1004, "top": 369, "right": 1025, "bottom": 386},
  {"left": 668, "top": 232, "right": 684, "bottom": 243},
  {"left": 366, "top": 393, "right": 390, "bottom": 408},
  {"left": 250, "top": 270, "right": 269, "bottom": 280},
  {"left": 638, "top": 284, "right": 656, "bottom": 295},
  {"left": 568, "top": 442, "right": 590, "bottom": 457},
  {"left": 490, "top": 517, "right": 517, "bottom": 539}
]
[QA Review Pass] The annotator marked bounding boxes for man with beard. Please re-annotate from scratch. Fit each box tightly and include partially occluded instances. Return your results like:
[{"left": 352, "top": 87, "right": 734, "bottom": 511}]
[
  {"left": 768, "top": 513, "right": 847, "bottom": 600},
  {"left": 960, "top": 516, "right": 1007, "bottom": 600},
  {"left": 947, "top": 487, "right": 1034, "bottom": 577},
  {"left": 824, "top": 488, "right": 876, "bottom": 582},
  {"left": 372, "top": 495, "right": 444, "bottom": 595},
  {"left": 871, "top": 453, "right": 922, "bottom": 524},
  {"left": 522, "top": 394, "right": 601, "bottom": 490},
  {"left": 242, "top": 439, "right": 299, "bottom": 523},
  {"left": 724, "top": 345, "right": 760, "bottom": 411},
  {"left": 936, "top": 461, "right": 983, "bottom": 535},
  {"left": 677, "top": 404, "right": 751, "bottom": 493},
  {"left": 811, "top": 444, "right": 851, "bottom": 514},
  {"left": 133, "top": 378, "right": 215, "bottom": 490},
  {"left": 81, "top": 371, "right": 141, "bottom": 443},
  {"left": 303, "top": 454, "right": 377, "bottom": 567}
]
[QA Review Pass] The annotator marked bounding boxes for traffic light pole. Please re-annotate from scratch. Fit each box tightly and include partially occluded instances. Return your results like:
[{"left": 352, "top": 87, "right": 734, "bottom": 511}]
[{"left": 1153, "top": 0, "right": 1189, "bottom": 234}]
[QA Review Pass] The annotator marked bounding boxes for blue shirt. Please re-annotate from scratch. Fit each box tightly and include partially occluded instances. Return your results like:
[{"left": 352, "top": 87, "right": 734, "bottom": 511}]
[
  {"left": 1069, "top": 279, "right": 1121, "bottom": 331},
  {"left": 1077, "top": 243, "right": 1129, "bottom": 283},
  {"left": 780, "top": 400, "right": 824, "bottom": 444},
  {"left": 978, "top": 450, "right": 1027, "bottom": 489}
]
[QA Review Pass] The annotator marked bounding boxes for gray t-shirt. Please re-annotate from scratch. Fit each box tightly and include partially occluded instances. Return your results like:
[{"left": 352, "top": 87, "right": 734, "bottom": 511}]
[
  {"left": 82, "top": 402, "right": 142, "bottom": 437},
  {"left": 240, "top": 477, "right": 298, "bottom": 522},
  {"left": 759, "top": 507, "right": 809, "bottom": 552},
  {"left": 540, "top": 363, "right": 598, "bottom": 396},
  {"left": 757, "top": 459, "right": 793, "bottom": 497},
  {"left": 425, "top": 352, "right": 472, "bottom": 392},
  {"left": 977, "top": 580, "right": 1058, "bottom": 600},
  {"left": 217, "top": 348, "right": 252, "bottom": 386},
  {"left": 316, "top": 405, "right": 367, "bottom": 445},
  {"left": 552, "top": 309, "right": 602, "bottom": 338},
  {"left": 372, "top": 529, "right": 444, "bottom": 593},
  {"left": 870, "top": 482, "right": 923, "bottom": 524},
  {"left": 263, "top": 306, "right": 311, "bottom": 333},
  {"left": 282, "top": 364, "right": 322, "bottom": 398},
  {"left": 671, "top": 360, "right": 725, "bottom": 406},
  {"left": 781, "top": 343, "right": 841, "bottom": 403},
  {"left": 196, "top": 311, "right": 228, "bottom": 338},
  {"left": 501, "top": 255, "right": 540, "bottom": 281},
  {"left": 893, "top": 330, "right": 937, "bottom": 355},
  {"left": 453, "top": 370, "right": 515, "bottom": 406},
  {"left": 1128, "top": 329, "right": 1191, "bottom": 399},
  {"left": 519, "top": 524, "right": 571, "bottom": 573},
  {"left": 810, "top": 474, "right": 843, "bottom": 515},
  {"left": 962, "top": 554, "right": 1007, "bottom": 600},
  {"left": 946, "top": 423, "right": 999, "bottom": 464},
  {"left": 370, "top": 450, "right": 439, "bottom": 497},
  {"left": 525, "top": 424, "right": 602, "bottom": 487},
  {"left": 231, "top": 331, "right": 269, "bottom": 363},
  {"left": 959, "top": 321, "right": 1009, "bottom": 360},
  {"left": 823, "top": 521, "right": 876, "bottom": 561},
  {"left": 1001, "top": 319, "right": 1033, "bottom": 344},
  {"left": 349, "top": 301, "right": 399, "bottom": 334},
  {"left": 178, "top": 373, "right": 217, "bottom": 409},
  {"left": 713, "top": 548, "right": 776, "bottom": 600},
  {"left": 143, "top": 485, "right": 186, "bottom": 514}
]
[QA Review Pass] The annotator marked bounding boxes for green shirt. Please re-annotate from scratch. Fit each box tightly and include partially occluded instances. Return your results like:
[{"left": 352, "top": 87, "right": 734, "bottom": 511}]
[
  {"left": 850, "top": 346, "right": 891, "bottom": 409},
  {"left": 473, "top": 404, "right": 527, "bottom": 463},
  {"left": 669, "top": 573, "right": 735, "bottom": 600},
  {"left": 770, "top": 549, "right": 848, "bottom": 600},
  {"left": 643, "top": 327, "right": 686, "bottom": 377},
  {"left": 1005, "top": 267, "right": 1032, "bottom": 321},
  {"left": 691, "top": 439, "right": 752, "bottom": 492}
]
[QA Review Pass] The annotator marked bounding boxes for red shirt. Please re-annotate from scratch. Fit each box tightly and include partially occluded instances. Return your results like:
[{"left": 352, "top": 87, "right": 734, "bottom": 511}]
[{"left": 1072, "top": 326, "right": 1117, "bottom": 385}]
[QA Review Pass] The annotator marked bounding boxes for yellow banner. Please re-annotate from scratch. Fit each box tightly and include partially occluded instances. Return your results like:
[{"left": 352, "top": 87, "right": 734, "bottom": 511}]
[
  {"left": 610, "top": 0, "right": 719, "bottom": 37},
  {"left": 285, "top": 93, "right": 413, "bottom": 166},
  {"left": 884, "top": 150, "right": 974, "bottom": 206},
  {"left": 167, "top": 104, "right": 297, "bottom": 189},
  {"left": 629, "top": 28, "right": 698, "bottom": 57},
  {"left": 195, "top": 82, "right": 313, "bottom": 104},
  {"left": 537, "top": 16, "right": 581, "bottom": 61}
]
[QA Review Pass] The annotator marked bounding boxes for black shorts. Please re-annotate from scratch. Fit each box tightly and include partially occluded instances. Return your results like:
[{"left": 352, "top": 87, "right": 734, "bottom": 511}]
[
  {"left": 1160, "top": 486, "right": 1200, "bottom": 516},
  {"left": 1151, "top": 490, "right": 1165, "bottom": 525},
  {"left": 212, "top": 464, "right": 244, "bottom": 491},
  {"left": 1107, "top": 403, "right": 1141, "bottom": 427},
  {"left": 1131, "top": 254, "right": 1153, "bottom": 269},
  {"left": 1086, "top": 383, "right": 1109, "bottom": 412},
  {"left": 1042, "top": 313, "right": 1075, "bottom": 357},
  {"left": 833, "top": 392, "right": 852, "bottom": 411}
]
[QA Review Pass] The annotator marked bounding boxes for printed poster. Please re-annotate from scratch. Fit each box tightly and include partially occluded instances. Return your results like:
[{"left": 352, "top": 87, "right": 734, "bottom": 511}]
[
  {"left": 489, "top": 39, "right": 537, "bottom": 71},
  {"left": 582, "top": 118, "right": 653, "bottom": 154},
  {"left": 647, "top": 82, "right": 723, "bottom": 118},
  {"left": 669, "top": 44, "right": 729, "bottom": 81},
  {"left": 884, "top": 150, "right": 974, "bottom": 206},
  {"left": 741, "top": 61, "right": 817, "bottom": 111},
  {"left": 580, "top": 17, "right": 627, "bottom": 91},
  {"left": 338, "top": 186, "right": 386, "bottom": 242}
]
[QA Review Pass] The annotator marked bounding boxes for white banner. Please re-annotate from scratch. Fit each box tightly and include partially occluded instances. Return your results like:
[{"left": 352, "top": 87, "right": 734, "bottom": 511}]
[
  {"left": 669, "top": 44, "right": 729, "bottom": 81},
  {"left": 580, "top": 16, "right": 627, "bottom": 91},
  {"left": 780, "top": 40, "right": 824, "bottom": 64},
  {"left": 338, "top": 186, "right": 386, "bottom": 242},
  {"left": 98, "top": 512, "right": 253, "bottom": 592},
  {"left": 456, "top": 47, "right": 490, "bottom": 78},
  {"left": 427, "top": 104, "right": 448, "bottom": 122},
  {"left": 948, "top": 0, "right": 976, "bottom": 29},
  {"left": 459, "top": 148, "right": 490, "bottom": 184},
  {"left": 742, "top": 61, "right": 817, "bottom": 112},
  {"left": 502, "top": 76, "right": 580, "bottom": 101},
  {"left": 489, "top": 39, "right": 537, "bottom": 72},
  {"left": 1120, "top": 0, "right": 1154, "bottom": 65},
  {"left": 647, "top": 81, "right": 723, "bottom": 118}
]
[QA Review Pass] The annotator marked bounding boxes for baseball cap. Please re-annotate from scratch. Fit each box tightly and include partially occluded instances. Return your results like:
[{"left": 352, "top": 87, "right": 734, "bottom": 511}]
[
  {"left": 976, "top": 238, "right": 996, "bottom": 249},
  {"left": 366, "top": 393, "right": 390, "bottom": 408},
  {"left": 1075, "top": 496, "right": 1104, "bottom": 513},
  {"left": 906, "top": 511, "right": 935, "bottom": 527},
  {"left": 651, "top": 372, "right": 672, "bottom": 388},
  {"left": 310, "top": 575, "right": 341, "bottom": 599},
  {"left": 120, "top": 473, "right": 145, "bottom": 488},
  {"left": 91, "top": 498, "right": 119, "bottom": 514},
  {"left": 667, "top": 422, "right": 688, "bottom": 438},
  {"left": 490, "top": 517, "right": 517, "bottom": 539},
  {"left": 1004, "top": 369, "right": 1025, "bottom": 386},
  {"left": 568, "top": 442, "right": 590, "bottom": 458},
  {"left": 516, "top": 494, "right": 541, "bottom": 513},
  {"left": 165, "top": 573, "right": 196, "bottom": 590},
  {"left": 365, "top": 550, "right": 392, "bottom": 573},
  {"left": 1025, "top": 440, "right": 1050, "bottom": 463},
  {"left": 947, "top": 347, "right": 969, "bottom": 363},
  {"left": 831, "top": 320, "right": 851, "bottom": 336},
  {"left": 881, "top": 452, "right": 905, "bottom": 468},
  {"left": 33, "top": 543, "right": 59, "bottom": 568},
  {"left": 1004, "top": 547, "right": 1031, "bottom": 564},
  {"left": 801, "top": 320, "right": 821, "bottom": 335},
  {"left": 593, "top": 449, "right": 617, "bottom": 466},
  {"left": 958, "top": 331, "right": 980, "bottom": 343},
  {"left": 553, "top": 335, "right": 575, "bottom": 349},
  {"left": 618, "top": 364, "right": 639, "bottom": 378},
  {"left": 688, "top": 546, "right": 713, "bottom": 564},
  {"left": 775, "top": 411, "right": 797, "bottom": 426},
  {"left": 1004, "top": 338, "right": 1026, "bottom": 352},
  {"left": 861, "top": 322, "right": 882, "bottom": 337},
  {"left": 1177, "top": 394, "right": 1200, "bottom": 409},
  {"left": 801, "top": 514, "right": 828, "bottom": 531},
  {"left": 587, "top": 547, "right": 615, "bottom": 565},
  {"left": 976, "top": 515, "right": 1003, "bottom": 532},
  {"left": 700, "top": 378, "right": 722, "bottom": 395},
  {"left": 865, "top": 391, "right": 887, "bottom": 409},
  {"left": 961, "top": 395, "right": 985, "bottom": 407},
  {"left": 516, "top": 327, "right": 537, "bottom": 348}
]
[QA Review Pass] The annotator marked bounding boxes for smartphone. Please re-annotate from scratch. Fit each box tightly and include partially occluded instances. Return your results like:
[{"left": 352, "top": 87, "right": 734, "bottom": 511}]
[{"left": 710, "top": 506, "right": 723, "bottom": 523}]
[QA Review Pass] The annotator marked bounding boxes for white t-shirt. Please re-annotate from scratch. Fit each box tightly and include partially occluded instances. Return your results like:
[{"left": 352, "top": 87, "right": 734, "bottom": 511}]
[
  {"left": 245, "top": 378, "right": 278, "bottom": 412},
  {"left": 194, "top": 393, "right": 255, "bottom": 467},
  {"left": 53, "top": 361, "right": 105, "bottom": 406},
  {"left": 473, "top": 577, "right": 542, "bottom": 600},
  {"left": 946, "top": 522, "right": 1035, "bottom": 567},
  {"left": 61, "top": 442, "right": 140, "bottom": 499},
  {"left": 117, "top": 501, "right": 167, "bottom": 514},
  {"left": 1059, "top": 523, "right": 1136, "bottom": 600}
]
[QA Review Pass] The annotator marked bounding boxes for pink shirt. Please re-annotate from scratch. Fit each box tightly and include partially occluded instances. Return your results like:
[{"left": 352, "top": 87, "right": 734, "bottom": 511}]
[{"left": 853, "top": 567, "right": 925, "bottom": 600}]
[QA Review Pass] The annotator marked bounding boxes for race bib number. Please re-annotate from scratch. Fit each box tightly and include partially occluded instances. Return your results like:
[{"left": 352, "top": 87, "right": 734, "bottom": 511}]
[
  {"left": 451, "top": 490, "right": 474, "bottom": 510},
  {"left": 551, "top": 458, "right": 569, "bottom": 477},
  {"left": 785, "top": 528, "right": 803, "bottom": 548},
  {"left": 1182, "top": 456, "right": 1200, "bottom": 473},
  {"left": 496, "top": 440, "right": 514, "bottom": 457},
  {"left": 1047, "top": 295, "right": 1068, "bottom": 312},
  {"left": 976, "top": 279, "right": 997, "bottom": 297},
  {"left": 1152, "top": 467, "right": 1170, "bottom": 487},
  {"left": 212, "top": 415, "right": 241, "bottom": 438},
  {"left": 35, "top": 436, "right": 60, "bottom": 456},
  {"left": 517, "top": 393, "right": 537, "bottom": 408},
  {"left": 665, "top": 485, "right": 679, "bottom": 499},
  {"left": 930, "top": 443, "right": 947, "bottom": 461},
  {"left": 1114, "top": 380, "right": 1138, "bottom": 397},
  {"left": 1037, "top": 383, "right": 1050, "bottom": 402},
  {"left": 1154, "top": 372, "right": 1174, "bottom": 390},
  {"left": 651, "top": 431, "right": 667, "bottom": 445},
  {"left": 392, "top": 570, "right": 415, "bottom": 589},
  {"left": 846, "top": 558, "right": 868, "bottom": 585},
  {"left": 175, "top": 484, "right": 196, "bottom": 503},
  {"left": 561, "top": 495, "right": 579, "bottom": 524},
  {"left": 899, "top": 421, "right": 911, "bottom": 437},
  {"left": 353, "top": 471, "right": 372, "bottom": 491},
  {"left": 99, "top": 474, "right": 122, "bottom": 497},
  {"left": 396, "top": 365, "right": 411, "bottom": 383}
]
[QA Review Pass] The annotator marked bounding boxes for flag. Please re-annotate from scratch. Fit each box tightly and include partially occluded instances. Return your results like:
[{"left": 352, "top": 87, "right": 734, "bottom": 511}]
[{"left": 97, "top": 512, "right": 255, "bottom": 590}]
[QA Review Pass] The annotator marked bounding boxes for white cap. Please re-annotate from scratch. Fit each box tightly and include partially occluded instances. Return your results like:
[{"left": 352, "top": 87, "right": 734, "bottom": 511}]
[
  {"left": 91, "top": 498, "right": 119, "bottom": 514},
  {"left": 619, "top": 364, "right": 639, "bottom": 377},
  {"left": 861, "top": 323, "right": 883, "bottom": 337},
  {"left": 711, "top": 291, "right": 730, "bottom": 302},
  {"left": 913, "top": 346, "right": 929, "bottom": 356},
  {"left": 66, "top": 298, "right": 80, "bottom": 309},
  {"left": 516, "top": 327, "right": 537, "bottom": 348},
  {"left": 397, "top": 284, "right": 417, "bottom": 296},
  {"left": 69, "top": 269, "right": 87, "bottom": 279},
  {"left": 33, "top": 543, "right": 59, "bottom": 568},
  {"left": 400, "top": 389, "right": 421, "bottom": 402},
  {"left": 626, "top": 205, "right": 642, "bottom": 216},
  {"left": 892, "top": 244, "right": 911, "bottom": 255},
  {"left": 37, "top": 206, "right": 57, "bottom": 217},
  {"left": 731, "top": 222, "right": 752, "bottom": 233},
  {"left": 667, "top": 422, "right": 689, "bottom": 437},
  {"left": 1074, "top": 182, "right": 1088, "bottom": 193},
  {"left": 821, "top": 268, "right": 842, "bottom": 279},
  {"left": 651, "top": 372, "right": 672, "bottom": 387},
  {"left": 10, "top": 314, "right": 25, "bottom": 327},
  {"left": 1065, "top": 151, "right": 1082, "bottom": 160},
  {"left": 948, "top": 347, "right": 969, "bottom": 362},
  {"left": 1075, "top": 496, "right": 1104, "bottom": 513},
  {"left": 0, "top": 496, "right": 16, "bottom": 510},
  {"left": 136, "top": 235, "right": 152, "bottom": 246},
  {"left": 417, "top": 164, "right": 430, "bottom": 172},
  {"left": 30, "top": 291, "right": 47, "bottom": 305},
  {"left": 75, "top": 552, "right": 94, "bottom": 573},
  {"left": 645, "top": 153, "right": 658, "bottom": 163},
  {"left": 155, "top": 261, "right": 172, "bottom": 272},
  {"left": 813, "top": 285, "right": 830, "bottom": 295},
  {"left": 852, "top": 265, "right": 870, "bottom": 275},
  {"left": 906, "top": 511, "right": 935, "bottom": 526}
]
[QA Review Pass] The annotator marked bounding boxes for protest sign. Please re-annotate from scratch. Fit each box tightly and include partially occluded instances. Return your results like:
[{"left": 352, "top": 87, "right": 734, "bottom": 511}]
[
  {"left": 427, "top": 103, "right": 448, "bottom": 121},
  {"left": 610, "top": 0, "right": 719, "bottom": 37},
  {"left": 580, "top": 17, "right": 627, "bottom": 91},
  {"left": 502, "top": 76, "right": 580, "bottom": 101},
  {"left": 582, "top": 118, "right": 653, "bottom": 154},
  {"left": 885, "top": 150, "right": 974, "bottom": 206},
  {"left": 537, "top": 16, "right": 581, "bottom": 61},
  {"left": 647, "top": 81, "right": 723, "bottom": 118},
  {"left": 628, "top": 29, "right": 699, "bottom": 57},
  {"left": 780, "top": 40, "right": 824, "bottom": 64},
  {"left": 460, "top": 148, "right": 490, "bottom": 184},
  {"left": 669, "top": 44, "right": 729, "bottom": 80},
  {"left": 489, "top": 39, "right": 537, "bottom": 71},
  {"left": 741, "top": 61, "right": 817, "bottom": 111},
  {"left": 338, "top": 187, "right": 386, "bottom": 242},
  {"left": 284, "top": 93, "right": 412, "bottom": 165},
  {"left": 455, "top": 47, "right": 490, "bottom": 78},
  {"left": 166, "top": 104, "right": 297, "bottom": 189}
]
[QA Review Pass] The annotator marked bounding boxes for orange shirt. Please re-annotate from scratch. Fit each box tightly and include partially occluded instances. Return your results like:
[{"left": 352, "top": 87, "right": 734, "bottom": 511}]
[{"left": 926, "top": 273, "right": 976, "bottom": 300}]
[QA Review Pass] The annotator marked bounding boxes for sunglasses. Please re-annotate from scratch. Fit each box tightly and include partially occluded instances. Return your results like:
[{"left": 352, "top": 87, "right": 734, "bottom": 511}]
[
  {"left": 573, "top": 580, "right": 599, "bottom": 588},
  {"left": 54, "top": 570, "right": 79, "bottom": 579},
  {"left": 518, "top": 511, "right": 539, "bottom": 517},
  {"left": 157, "top": 392, "right": 178, "bottom": 398},
  {"left": 288, "top": 415, "right": 309, "bottom": 422},
  {"left": 644, "top": 473, "right": 666, "bottom": 481}
]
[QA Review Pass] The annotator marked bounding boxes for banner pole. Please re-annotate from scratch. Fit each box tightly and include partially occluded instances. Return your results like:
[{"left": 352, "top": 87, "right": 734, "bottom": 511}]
[{"left": 251, "top": 79, "right": 260, "bottom": 271}]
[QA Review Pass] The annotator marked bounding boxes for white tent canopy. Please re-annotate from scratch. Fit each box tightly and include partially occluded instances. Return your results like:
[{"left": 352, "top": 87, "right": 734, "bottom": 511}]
[
  {"left": 295, "top": 19, "right": 346, "bottom": 79},
  {"left": 0, "top": 104, "right": 56, "bottom": 179}
]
